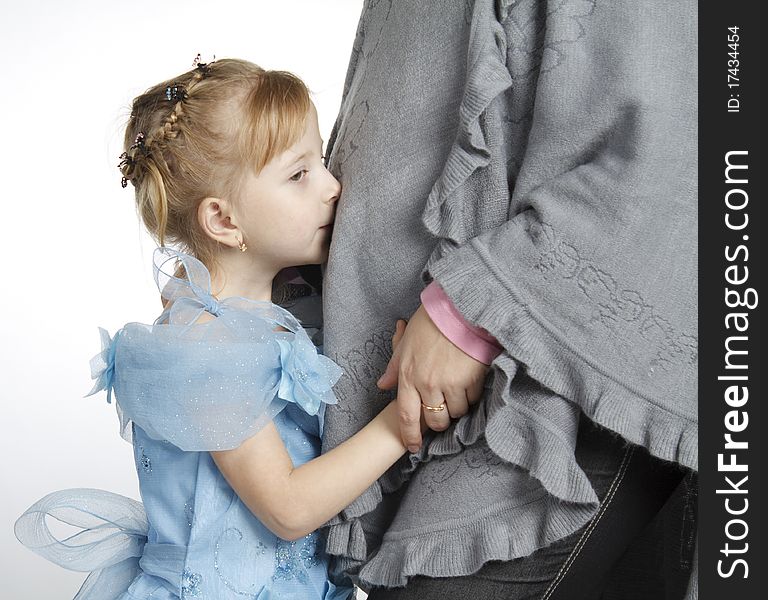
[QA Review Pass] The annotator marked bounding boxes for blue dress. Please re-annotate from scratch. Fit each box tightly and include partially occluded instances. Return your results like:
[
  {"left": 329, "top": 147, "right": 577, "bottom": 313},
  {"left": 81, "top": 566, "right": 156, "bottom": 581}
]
[{"left": 15, "top": 248, "right": 354, "bottom": 600}]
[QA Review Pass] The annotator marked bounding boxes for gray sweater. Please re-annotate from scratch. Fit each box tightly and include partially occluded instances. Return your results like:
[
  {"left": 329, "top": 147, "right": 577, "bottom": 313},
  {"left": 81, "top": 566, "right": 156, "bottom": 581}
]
[{"left": 322, "top": 0, "right": 697, "bottom": 592}]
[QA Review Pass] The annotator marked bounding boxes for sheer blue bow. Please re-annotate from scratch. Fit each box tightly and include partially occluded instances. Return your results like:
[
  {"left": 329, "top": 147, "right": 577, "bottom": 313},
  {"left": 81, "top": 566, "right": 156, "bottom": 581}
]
[
  {"left": 154, "top": 247, "right": 298, "bottom": 325},
  {"left": 276, "top": 335, "right": 342, "bottom": 415},
  {"left": 151, "top": 247, "right": 311, "bottom": 331},
  {"left": 153, "top": 247, "right": 227, "bottom": 324},
  {"left": 15, "top": 489, "right": 148, "bottom": 600},
  {"left": 86, "top": 328, "right": 119, "bottom": 404}
]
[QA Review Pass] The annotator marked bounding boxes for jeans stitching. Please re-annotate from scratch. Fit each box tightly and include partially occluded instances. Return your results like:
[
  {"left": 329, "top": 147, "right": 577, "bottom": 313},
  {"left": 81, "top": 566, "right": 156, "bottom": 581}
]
[
  {"left": 539, "top": 445, "right": 635, "bottom": 600},
  {"left": 679, "top": 472, "right": 697, "bottom": 570}
]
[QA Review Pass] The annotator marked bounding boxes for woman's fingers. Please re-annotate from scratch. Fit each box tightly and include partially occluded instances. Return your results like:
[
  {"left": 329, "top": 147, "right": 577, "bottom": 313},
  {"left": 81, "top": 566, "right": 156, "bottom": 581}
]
[
  {"left": 387, "top": 306, "right": 492, "bottom": 449},
  {"left": 443, "top": 388, "right": 469, "bottom": 419},
  {"left": 419, "top": 390, "right": 450, "bottom": 432},
  {"left": 466, "top": 374, "right": 486, "bottom": 406}
]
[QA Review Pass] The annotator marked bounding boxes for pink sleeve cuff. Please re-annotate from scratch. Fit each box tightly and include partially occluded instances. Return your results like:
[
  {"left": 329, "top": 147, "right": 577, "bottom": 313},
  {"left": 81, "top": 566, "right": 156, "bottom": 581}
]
[{"left": 420, "top": 281, "right": 503, "bottom": 365}]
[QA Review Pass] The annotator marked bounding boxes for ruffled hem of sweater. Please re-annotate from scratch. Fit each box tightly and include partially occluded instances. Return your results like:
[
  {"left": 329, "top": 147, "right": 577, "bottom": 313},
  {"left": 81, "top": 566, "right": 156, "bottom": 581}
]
[
  {"left": 325, "top": 354, "right": 601, "bottom": 565},
  {"left": 346, "top": 489, "right": 596, "bottom": 589},
  {"left": 429, "top": 240, "right": 698, "bottom": 473}
]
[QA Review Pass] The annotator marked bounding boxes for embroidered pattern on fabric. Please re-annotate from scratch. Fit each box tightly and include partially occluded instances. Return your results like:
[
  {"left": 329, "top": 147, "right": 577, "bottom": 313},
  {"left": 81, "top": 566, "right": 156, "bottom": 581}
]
[
  {"left": 330, "top": 0, "right": 392, "bottom": 172},
  {"left": 299, "top": 536, "right": 321, "bottom": 569},
  {"left": 344, "top": 0, "right": 393, "bottom": 95},
  {"left": 184, "top": 498, "right": 194, "bottom": 528},
  {"left": 504, "top": 0, "right": 597, "bottom": 82},
  {"left": 181, "top": 568, "right": 202, "bottom": 598},
  {"left": 213, "top": 528, "right": 267, "bottom": 596},
  {"left": 465, "top": 444, "right": 505, "bottom": 478},
  {"left": 272, "top": 534, "right": 321, "bottom": 584},
  {"left": 528, "top": 220, "right": 698, "bottom": 371},
  {"left": 502, "top": 0, "right": 597, "bottom": 174},
  {"left": 329, "top": 100, "right": 369, "bottom": 175},
  {"left": 138, "top": 447, "right": 152, "bottom": 474},
  {"left": 420, "top": 443, "right": 505, "bottom": 495},
  {"left": 326, "top": 329, "right": 396, "bottom": 430}
]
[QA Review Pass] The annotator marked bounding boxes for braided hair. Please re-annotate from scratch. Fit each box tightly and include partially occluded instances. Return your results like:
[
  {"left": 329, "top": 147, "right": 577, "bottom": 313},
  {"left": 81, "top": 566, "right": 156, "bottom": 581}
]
[{"left": 120, "top": 58, "right": 311, "bottom": 271}]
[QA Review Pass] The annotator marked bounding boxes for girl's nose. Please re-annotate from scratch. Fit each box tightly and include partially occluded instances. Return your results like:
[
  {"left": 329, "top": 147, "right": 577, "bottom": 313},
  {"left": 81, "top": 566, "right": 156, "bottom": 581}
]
[{"left": 325, "top": 170, "right": 341, "bottom": 204}]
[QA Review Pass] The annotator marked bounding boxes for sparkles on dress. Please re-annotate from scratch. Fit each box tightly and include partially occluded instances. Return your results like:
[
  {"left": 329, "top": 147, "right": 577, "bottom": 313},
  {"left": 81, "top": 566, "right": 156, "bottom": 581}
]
[{"left": 15, "top": 248, "right": 354, "bottom": 600}]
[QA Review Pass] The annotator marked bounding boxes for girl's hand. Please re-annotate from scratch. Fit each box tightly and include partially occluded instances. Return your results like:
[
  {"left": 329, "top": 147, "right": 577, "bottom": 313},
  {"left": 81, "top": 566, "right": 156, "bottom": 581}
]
[
  {"left": 212, "top": 321, "right": 415, "bottom": 541},
  {"left": 389, "top": 318, "right": 429, "bottom": 436},
  {"left": 377, "top": 305, "right": 488, "bottom": 453}
]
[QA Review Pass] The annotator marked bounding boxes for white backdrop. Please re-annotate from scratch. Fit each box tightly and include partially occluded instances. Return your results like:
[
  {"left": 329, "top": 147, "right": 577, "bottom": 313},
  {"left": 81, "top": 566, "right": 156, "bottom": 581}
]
[{"left": 0, "top": 1, "right": 364, "bottom": 597}]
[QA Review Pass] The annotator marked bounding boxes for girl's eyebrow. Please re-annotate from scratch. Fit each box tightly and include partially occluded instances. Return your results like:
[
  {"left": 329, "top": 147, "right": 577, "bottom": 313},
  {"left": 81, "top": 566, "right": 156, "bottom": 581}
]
[
  {"left": 283, "top": 152, "right": 309, "bottom": 171},
  {"left": 282, "top": 142, "right": 324, "bottom": 170}
]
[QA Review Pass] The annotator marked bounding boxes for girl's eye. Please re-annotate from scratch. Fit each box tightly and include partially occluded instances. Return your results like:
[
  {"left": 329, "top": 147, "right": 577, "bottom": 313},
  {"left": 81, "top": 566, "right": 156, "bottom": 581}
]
[{"left": 289, "top": 169, "right": 308, "bottom": 182}]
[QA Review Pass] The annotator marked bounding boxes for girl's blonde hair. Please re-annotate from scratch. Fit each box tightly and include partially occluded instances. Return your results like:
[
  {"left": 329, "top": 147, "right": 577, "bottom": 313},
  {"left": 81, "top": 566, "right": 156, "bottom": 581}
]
[{"left": 120, "top": 58, "right": 311, "bottom": 270}]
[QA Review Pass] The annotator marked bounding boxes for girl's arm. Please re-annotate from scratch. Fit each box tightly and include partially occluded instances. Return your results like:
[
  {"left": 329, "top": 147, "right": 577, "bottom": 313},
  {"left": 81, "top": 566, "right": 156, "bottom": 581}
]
[
  {"left": 212, "top": 401, "right": 407, "bottom": 541},
  {"left": 211, "top": 320, "right": 419, "bottom": 541}
]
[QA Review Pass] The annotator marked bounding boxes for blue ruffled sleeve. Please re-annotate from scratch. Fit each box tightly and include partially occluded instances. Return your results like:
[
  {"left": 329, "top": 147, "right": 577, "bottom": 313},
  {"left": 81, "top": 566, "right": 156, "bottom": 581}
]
[{"left": 86, "top": 248, "right": 342, "bottom": 452}]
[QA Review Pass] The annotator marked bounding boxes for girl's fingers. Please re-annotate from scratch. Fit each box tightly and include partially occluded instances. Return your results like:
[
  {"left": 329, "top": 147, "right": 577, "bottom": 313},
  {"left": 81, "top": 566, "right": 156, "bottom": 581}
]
[
  {"left": 392, "top": 319, "right": 407, "bottom": 351},
  {"left": 377, "top": 353, "right": 400, "bottom": 390},
  {"left": 396, "top": 383, "right": 424, "bottom": 453},
  {"left": 379, "top": 320, "right": 408, "bottom": 390}
]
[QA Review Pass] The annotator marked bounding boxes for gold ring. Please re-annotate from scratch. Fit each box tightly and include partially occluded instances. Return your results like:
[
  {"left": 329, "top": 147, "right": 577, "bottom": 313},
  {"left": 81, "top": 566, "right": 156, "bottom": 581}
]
[{"left": 421, "top": 402, "right": 446, "bottom": 412}]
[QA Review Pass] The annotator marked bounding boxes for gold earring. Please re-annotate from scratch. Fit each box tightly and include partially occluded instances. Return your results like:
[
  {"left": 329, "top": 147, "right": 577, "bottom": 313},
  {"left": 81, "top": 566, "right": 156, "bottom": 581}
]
[{"left": 237, "top": 237, "right": 247, "bottom": 252}]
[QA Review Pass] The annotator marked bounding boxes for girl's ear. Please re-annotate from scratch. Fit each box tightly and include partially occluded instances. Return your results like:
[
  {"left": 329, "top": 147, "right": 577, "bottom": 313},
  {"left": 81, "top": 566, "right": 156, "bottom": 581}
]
[{"left": 198, "top": 197, "right": 239, "bottom": 248}]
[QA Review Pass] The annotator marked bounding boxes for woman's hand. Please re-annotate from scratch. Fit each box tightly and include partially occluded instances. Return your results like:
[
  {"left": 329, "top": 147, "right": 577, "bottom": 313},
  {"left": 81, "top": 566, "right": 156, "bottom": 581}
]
[{"left": 377, "top": 305, "right": 489, "bottom": 452}]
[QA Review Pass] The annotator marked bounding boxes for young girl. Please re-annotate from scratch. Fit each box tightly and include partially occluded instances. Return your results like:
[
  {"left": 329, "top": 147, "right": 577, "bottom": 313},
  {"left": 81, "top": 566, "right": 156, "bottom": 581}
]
[{"left": 15, "top": 58, "right": 413, "bottom": 600}]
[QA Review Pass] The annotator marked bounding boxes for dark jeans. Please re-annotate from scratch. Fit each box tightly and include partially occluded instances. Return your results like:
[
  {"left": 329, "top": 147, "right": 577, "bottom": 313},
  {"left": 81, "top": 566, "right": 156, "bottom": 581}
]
[{"left": 367, "top": 417, "right": 696, "bottom": 600}]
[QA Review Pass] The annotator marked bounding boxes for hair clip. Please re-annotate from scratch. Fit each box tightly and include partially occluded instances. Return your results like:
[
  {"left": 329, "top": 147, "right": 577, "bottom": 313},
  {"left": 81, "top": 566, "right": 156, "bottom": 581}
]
[
  {"left": 165, "top": 84, "right": 185, "bottom": 102},
  {"left": 130, "top": 132, "right": 146, "bottom": 151},
  {"left": 118, "top": 151, "right": 135, "bottom": 188},
  {"left": 192, "top": 53, "right": 215, "bottom": 76},
  {"left": 118, "top": 132, "right": 147, "bottom": 188}
]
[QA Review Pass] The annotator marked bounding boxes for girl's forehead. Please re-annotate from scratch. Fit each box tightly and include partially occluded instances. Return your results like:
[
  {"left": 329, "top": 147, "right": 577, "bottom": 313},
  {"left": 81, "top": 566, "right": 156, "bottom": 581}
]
[{"left": 279, "top": 113, "right": 322, "bottom": 159}]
